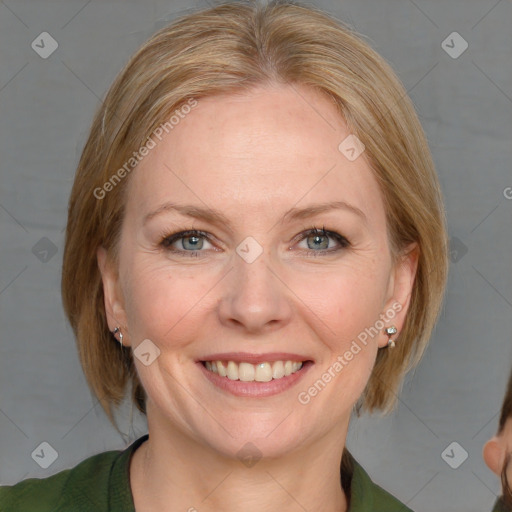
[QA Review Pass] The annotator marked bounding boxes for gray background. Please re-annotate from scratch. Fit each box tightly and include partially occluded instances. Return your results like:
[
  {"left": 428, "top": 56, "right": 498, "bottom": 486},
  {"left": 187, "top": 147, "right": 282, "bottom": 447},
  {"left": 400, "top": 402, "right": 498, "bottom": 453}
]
[{"left": 1, "top": 0, "right": 511, "bottom": 511}]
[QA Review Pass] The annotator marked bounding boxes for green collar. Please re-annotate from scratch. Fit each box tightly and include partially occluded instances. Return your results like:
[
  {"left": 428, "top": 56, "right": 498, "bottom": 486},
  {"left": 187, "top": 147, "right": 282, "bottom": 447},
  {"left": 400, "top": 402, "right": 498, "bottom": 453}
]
[{"left": 109, "top": 434, "right": 411, "bottom": 511}]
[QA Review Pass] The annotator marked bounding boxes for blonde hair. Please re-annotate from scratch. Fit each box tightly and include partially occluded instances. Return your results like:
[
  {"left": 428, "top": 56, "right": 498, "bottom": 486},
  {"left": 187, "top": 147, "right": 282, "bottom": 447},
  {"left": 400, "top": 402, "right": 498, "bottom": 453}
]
[{"left": 62, "top": 0, "right": 448, "bottom": 427}]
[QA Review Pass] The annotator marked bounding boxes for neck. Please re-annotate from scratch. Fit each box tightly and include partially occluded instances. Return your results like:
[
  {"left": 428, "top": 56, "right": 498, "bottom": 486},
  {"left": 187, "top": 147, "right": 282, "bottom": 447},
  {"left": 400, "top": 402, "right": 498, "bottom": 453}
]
[{"left": 130, "top": 407, "right": 350, "bottom": 512}]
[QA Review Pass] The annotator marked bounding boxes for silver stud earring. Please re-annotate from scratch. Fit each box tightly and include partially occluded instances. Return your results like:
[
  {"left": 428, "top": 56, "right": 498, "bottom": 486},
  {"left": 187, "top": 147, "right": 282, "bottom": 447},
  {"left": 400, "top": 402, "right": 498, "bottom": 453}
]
[
  {"left": 112, "top": 326, "right": 123, "bottom": 347},
  {"left": 385, "top": 326, "right": 397, "bottom": 348}
]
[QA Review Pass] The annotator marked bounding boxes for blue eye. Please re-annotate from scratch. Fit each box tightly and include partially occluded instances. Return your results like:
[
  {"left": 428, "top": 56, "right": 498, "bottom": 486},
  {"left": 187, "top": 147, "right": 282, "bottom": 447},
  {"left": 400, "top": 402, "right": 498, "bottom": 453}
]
[
  {"left": 296, "top": 226, "right": 350, "bottom": 254},
  {"left": 159, "top": 226, "right": 350, "bottom": 258},
  {"left": 160, "top": 230, "right": 212, "bottom": 256}
]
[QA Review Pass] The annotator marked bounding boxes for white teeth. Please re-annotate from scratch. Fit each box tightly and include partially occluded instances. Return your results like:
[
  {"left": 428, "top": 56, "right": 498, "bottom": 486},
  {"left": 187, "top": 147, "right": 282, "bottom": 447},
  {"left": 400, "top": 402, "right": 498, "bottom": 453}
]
[
  {"left": 203, "top": 360, "right": 304, "bottom": 381},
  {"left": 216, "top": 360, "right": 227, "bottom": 377},
  {"left": 272, "top": 360, "right": 285, "bottom": 379},
  {"left": 255, "top": 362, "right": 273, "bottom": 382},
  {"left": 227, "top": 361, "right": 238, "bottom": 380},
  {"left": 239, "top": 362, "right": 255, "bottom": 381}
]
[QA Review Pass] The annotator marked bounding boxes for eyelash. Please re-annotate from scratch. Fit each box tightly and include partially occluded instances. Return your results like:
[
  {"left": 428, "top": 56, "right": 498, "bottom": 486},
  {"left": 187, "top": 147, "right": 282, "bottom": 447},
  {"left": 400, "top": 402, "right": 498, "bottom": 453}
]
[{"left": 159, "top": 226, "right": 350, "bottom": 258}]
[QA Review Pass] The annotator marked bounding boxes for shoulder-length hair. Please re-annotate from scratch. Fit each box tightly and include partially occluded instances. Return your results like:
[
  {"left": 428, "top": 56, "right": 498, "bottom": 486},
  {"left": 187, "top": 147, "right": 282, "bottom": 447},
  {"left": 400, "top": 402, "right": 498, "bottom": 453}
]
[
  {"left": 62, "top": 0, "right": 448, "bottom": 427},
  {"left": 498, "top": 369, "right": 512, "bottom": 506}
]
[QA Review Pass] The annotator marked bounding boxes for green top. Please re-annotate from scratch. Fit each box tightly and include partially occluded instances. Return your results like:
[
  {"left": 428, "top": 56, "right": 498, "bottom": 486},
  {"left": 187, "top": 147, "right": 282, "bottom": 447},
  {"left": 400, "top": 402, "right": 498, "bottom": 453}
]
[{"left": 0, "top": 434, "right": 413, "bottom": 511}]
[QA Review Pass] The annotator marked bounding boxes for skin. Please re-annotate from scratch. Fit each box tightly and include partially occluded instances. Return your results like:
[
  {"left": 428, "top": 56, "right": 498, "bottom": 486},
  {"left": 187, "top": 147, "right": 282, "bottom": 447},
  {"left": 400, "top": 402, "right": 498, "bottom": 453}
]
[
  {"left": 483, "top": 418, "right": 512, "bottom": 497},
  {"left": 97, "top": 83, "right": 418, "bottom": 512}
]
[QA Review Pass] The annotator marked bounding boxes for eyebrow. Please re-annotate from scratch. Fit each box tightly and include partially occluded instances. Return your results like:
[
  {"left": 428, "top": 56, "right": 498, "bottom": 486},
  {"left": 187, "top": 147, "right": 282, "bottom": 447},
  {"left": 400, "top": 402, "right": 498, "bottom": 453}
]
[{"left": 143, "top": 200, "right": 367, "bottom": 227}]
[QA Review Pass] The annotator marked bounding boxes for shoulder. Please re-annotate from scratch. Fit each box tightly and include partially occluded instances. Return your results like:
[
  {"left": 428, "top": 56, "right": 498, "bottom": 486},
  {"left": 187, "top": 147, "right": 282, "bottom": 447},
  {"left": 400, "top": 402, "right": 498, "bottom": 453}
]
[
  {"left": 0, "top": 447, "right": 121, "bottom": 512},
  {"left": 349, "top": 455, "right": 414, "bottom": 512}
]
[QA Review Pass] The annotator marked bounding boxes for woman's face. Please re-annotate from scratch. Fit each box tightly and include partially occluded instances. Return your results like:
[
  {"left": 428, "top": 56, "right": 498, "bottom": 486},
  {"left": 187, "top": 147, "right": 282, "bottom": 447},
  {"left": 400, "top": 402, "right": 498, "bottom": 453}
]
[{"left": 99, "top": 84, "right": 417, "bottom": 459}]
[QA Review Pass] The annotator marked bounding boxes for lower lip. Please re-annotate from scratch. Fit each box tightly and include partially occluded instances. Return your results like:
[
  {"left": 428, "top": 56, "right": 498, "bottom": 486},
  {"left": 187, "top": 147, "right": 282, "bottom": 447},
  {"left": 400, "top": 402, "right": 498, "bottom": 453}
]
[{"left": 197, "top": 361, "right": 314, "bottom": 397}]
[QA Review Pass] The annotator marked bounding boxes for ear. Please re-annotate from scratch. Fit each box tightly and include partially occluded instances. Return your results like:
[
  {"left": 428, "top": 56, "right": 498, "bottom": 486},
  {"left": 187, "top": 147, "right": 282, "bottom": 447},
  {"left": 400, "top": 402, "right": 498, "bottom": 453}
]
[
  {"left": 97, "top": 246, "right": 130, "bottom": 346},
  {"left": 483, "top": 436, "right": 506, "bottom": 476},
  {"left": 378, "top": 242, "right": 419, "bottom": 348}
]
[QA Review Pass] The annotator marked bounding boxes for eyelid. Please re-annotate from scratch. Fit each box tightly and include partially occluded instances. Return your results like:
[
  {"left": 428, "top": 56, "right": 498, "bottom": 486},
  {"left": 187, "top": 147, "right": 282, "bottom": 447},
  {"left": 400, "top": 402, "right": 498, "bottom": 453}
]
[
  {"left": 160, "top": 226, "right": 350, "bottom": 256},
  {"left": 161, "top": 229, "right": 212, "bottom": 244},
  {"left": 293, "top": 225, "right": 350, "bottom": 252}
]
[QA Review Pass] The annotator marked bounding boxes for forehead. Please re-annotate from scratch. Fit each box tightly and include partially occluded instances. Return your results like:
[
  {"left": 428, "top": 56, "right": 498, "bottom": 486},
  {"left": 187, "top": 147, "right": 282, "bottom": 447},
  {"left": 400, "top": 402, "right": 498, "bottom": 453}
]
[{"left": 125, "top": 84, "right": 386, "bottom": 230}]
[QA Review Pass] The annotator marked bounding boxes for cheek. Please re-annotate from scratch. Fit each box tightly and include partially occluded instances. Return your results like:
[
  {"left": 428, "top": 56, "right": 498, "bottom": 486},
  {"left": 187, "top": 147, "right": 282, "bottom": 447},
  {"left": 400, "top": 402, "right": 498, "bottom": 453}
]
[
  {"left": 288, "top": 262, "right": 389, "bottom": 409},
  {"left": 122, "top": 256, "right": 218, "bottom": 348},
  {"left": 293, "top": 260, "right": 389, "bottom": 341}
]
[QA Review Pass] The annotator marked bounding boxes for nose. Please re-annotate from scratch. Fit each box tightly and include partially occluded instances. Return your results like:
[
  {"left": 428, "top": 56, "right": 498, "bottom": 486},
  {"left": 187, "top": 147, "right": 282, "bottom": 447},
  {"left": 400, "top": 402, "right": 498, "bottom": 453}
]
[{"left": 217, "top": 250, "right": 292, "bottom": 334}]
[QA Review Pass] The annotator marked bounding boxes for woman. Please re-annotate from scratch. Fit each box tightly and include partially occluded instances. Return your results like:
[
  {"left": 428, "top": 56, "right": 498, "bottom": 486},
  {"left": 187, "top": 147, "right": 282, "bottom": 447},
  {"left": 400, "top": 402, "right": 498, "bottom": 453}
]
[
  {"left": 484, "top": 367, "right": 512, "bottom": 511},
  {"left": 0, "top": 1, "right": 448, "bottom": 510}
]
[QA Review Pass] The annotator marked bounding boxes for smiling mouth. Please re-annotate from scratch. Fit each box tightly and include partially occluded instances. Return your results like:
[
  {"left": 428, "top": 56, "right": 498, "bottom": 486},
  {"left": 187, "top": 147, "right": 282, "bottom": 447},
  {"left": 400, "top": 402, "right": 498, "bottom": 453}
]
[{"left": 201, "top": 360, "right": 311, "bottom": 382}]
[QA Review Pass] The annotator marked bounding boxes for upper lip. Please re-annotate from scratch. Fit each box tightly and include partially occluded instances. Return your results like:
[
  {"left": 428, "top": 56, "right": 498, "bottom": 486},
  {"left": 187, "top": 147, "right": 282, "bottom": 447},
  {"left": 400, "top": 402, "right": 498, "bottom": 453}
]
[{"left": 198, "top": 352, "right": 314, "bottom": 364}]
